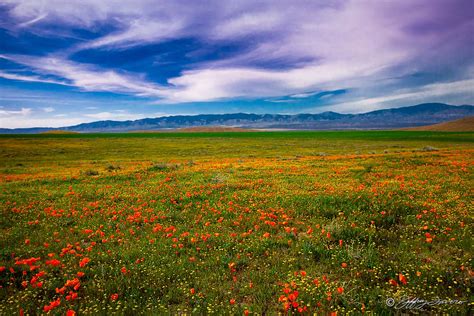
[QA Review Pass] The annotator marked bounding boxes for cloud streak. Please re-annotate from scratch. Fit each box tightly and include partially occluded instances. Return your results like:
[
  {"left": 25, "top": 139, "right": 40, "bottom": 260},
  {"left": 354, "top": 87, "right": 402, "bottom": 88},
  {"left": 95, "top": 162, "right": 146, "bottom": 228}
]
[{"left": 0, "top": 54, "right": 166, "bottom": 97}]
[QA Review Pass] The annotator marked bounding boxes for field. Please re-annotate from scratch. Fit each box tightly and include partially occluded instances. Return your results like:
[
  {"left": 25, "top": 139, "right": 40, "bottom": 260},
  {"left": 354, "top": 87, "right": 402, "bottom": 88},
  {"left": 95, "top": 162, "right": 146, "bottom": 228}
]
[{"left": 0, "top": 131, "right": 472, "bottom": 315}]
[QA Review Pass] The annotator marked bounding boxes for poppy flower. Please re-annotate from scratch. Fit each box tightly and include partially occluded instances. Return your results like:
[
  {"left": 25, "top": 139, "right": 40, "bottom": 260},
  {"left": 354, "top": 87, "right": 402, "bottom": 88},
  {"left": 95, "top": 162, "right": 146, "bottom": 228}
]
[
  {"left": 399, "top": 273, "right": 407, "bottom": 285},
  {"left": 288, "top": 291, "right": 299, "bottom": 301},
  {"left": 79, "top": 257, "right": 90, "bottom": 267},
  {"left": 45, "top": 259, "right": 61, "bottom": 267}
]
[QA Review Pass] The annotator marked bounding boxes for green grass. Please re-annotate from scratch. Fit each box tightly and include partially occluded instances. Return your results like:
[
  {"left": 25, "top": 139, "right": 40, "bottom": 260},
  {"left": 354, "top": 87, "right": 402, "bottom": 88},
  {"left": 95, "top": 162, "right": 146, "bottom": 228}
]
[{"left": 1, "top": 130, "right": 474, "bottom": 140}]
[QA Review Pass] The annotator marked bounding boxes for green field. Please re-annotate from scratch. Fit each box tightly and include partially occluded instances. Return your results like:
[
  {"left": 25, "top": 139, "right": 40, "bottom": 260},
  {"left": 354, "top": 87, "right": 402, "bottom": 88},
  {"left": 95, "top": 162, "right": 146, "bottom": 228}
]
[{"left": 1, "top": 131, "right": 473, "bottom": 314}]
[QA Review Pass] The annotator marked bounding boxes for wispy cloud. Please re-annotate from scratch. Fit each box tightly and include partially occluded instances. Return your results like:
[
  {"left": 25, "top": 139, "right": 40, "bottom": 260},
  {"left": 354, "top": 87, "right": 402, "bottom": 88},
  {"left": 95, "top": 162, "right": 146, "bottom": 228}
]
[
  {"left": 0, "top": 70, "right": 70, "bottom": 86},
  {"left": 0, "top": 107, "right": 32, "bottom": 117},
  {"left": 1, "top": 54, "right": 166, "bottom": 97},
  {"left": 78, "top": 19, "right": 184, "bottom": 51},
  {"left": 84, "top": 111, "right": 145, "bottom": 120},
  {"left": 42, "top": 107, "right": 55, "bottom": 112},
  {"left": 324, "top": 79, "right": 474, "bottom": 113}
]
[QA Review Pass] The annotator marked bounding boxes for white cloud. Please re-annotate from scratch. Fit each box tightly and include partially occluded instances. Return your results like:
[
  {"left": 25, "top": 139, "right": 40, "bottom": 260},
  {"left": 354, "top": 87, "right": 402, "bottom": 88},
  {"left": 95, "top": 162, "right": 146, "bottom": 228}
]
[
  {"left": 42, "top": 107, "right": 55, "bottom": 112},
  {"left": 210, "top": 10, "right": 282, "bottom": 39},
  {"left": 161, "top": 59, "right": 391, "bottom": 103},
  {"left": 84, "top": 111, "right": 145, "bottom": 120},
  {"left": 0, "top": 107, "right": 32, "bottom": 117},
  {"left": 79, "top": 19, "right": 184, "bottom": 50},
  {"left": 323, "top": 79, "right": 474, "bottom": 113},
  {"left": 0, "top": 71, "right": 70, "bottom": 86},
  {"left": 0, "top": 110, "right": 145, "bottom": 128},
  {"left": 17, "top": 13, "right": 48, "bottom": 27},
  {"left": 0, "top": 54, "right": 166, "bottom": 97},
  {"left": 0, "top": 116, "right": 88, "bottom": 129}
]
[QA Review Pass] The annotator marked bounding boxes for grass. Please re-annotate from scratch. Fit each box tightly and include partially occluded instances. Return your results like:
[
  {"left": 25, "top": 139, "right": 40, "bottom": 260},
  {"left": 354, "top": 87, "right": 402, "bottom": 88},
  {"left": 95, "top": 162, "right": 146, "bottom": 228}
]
[{"left": 0, "top": 131, "right": 472, "bottom": 314}]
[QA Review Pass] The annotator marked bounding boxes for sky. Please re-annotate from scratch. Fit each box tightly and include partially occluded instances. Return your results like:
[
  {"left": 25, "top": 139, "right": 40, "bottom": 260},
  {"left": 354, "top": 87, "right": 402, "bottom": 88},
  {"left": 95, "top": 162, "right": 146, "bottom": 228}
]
[{"left": 0, "top": 0, "right": 473, "bottom": 128}]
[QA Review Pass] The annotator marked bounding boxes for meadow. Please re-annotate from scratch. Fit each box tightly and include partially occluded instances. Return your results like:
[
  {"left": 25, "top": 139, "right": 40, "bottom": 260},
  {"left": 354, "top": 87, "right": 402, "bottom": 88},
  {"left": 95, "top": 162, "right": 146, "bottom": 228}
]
[{"left": 0, "top": 131, "right": 472, "bottom": 315}]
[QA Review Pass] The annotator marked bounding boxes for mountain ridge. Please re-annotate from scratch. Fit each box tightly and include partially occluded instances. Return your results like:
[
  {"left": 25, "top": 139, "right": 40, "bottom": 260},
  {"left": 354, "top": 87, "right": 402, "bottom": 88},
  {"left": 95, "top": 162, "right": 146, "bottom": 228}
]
[{"left": 1, "top": 103, "right": 473, "bottom": 133}]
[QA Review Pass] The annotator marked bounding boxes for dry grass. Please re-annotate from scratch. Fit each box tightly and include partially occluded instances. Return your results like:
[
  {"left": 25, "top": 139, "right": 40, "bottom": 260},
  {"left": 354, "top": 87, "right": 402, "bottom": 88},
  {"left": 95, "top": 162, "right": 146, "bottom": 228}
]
[
  {"left": 175, "top": 126, "right": 257, "bottom": 132},
  {"left": 402, "top": 116, "right": 474, "bottom": 131}
]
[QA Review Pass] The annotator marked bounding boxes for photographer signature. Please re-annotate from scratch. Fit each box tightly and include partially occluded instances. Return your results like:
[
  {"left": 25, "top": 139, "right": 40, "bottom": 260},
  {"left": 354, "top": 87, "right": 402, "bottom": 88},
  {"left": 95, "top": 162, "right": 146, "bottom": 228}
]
[{"left": 386, "top": 297, "right": 467, "bottom": 310}]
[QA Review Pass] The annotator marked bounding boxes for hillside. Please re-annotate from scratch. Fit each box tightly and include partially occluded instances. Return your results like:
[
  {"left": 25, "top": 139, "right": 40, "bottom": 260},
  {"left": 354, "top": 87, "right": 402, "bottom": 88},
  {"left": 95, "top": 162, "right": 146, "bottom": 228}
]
[
  {"left": 402, "top": 116, "right": 474, "bottom": 131},
  {"left": 175, "top": 126, "right": 256, "bottom": 132}
]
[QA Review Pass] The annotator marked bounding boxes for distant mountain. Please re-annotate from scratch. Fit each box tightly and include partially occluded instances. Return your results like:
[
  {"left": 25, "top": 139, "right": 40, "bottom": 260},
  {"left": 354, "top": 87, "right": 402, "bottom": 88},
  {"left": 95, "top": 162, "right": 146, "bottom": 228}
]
[{"left": 1, "top": 103, "right": 473, "bottom": 133}]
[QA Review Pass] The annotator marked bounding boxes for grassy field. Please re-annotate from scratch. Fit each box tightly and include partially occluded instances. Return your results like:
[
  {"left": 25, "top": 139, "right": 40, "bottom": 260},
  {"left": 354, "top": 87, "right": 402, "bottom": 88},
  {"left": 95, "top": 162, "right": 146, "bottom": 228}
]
[{"left": 0, "top": 131, "right": 472, "bottom": 314}]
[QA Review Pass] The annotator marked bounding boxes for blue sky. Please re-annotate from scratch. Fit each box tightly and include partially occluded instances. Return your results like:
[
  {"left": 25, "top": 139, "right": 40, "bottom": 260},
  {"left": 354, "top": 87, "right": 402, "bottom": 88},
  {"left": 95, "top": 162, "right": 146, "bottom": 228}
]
[{"left": 0, "top": 0, "right": 473, "bottom": 128}]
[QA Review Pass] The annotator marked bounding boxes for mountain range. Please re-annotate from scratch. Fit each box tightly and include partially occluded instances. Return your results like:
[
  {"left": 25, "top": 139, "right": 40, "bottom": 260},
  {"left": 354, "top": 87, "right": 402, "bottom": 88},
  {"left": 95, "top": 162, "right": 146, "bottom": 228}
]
[{"left": 1, "top": 103, "right": 473, "bottom": 133}]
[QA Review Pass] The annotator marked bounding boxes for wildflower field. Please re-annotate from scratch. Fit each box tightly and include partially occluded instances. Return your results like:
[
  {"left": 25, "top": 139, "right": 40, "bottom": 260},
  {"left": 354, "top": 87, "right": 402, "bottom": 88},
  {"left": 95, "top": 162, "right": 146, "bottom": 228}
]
[{"left": 0, "top": 131, "right": 472, "bottom": 314}]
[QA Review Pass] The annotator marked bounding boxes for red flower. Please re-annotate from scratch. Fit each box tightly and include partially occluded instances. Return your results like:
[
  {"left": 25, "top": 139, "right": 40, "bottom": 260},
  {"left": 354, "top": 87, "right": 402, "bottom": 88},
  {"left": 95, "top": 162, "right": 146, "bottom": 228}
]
[
  {"left": 43, "top": 298, "right": 61, "bottom": 312},
  {"left": 66, "top": 310, "right": 76, "bottom": 316},
  {"left": 229, "top": 298, "right": 236, "bottom": 305},
  {"left": 79, "top": 257, "right": 90, "bottom": 268},
  {"left": 399, "top": 273, "right": 407, "bottom": 285},
  {"left": 110, "top": 293, "right": 119, "bottom": 301},
  {"left": 56, "top": 287, "right": 66, "bottom": 294},
  {"left": 288, "top": 291, "right": 299, "bottom": 301},
  {"left": 66, "top": 292, "right": 78, "bottom": 301},
  {"left": 337, "top": 287, "right": 344, "bottom": 294},
  {"left": 45, "top": 259, "right": 61, "bottom": 267}
]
